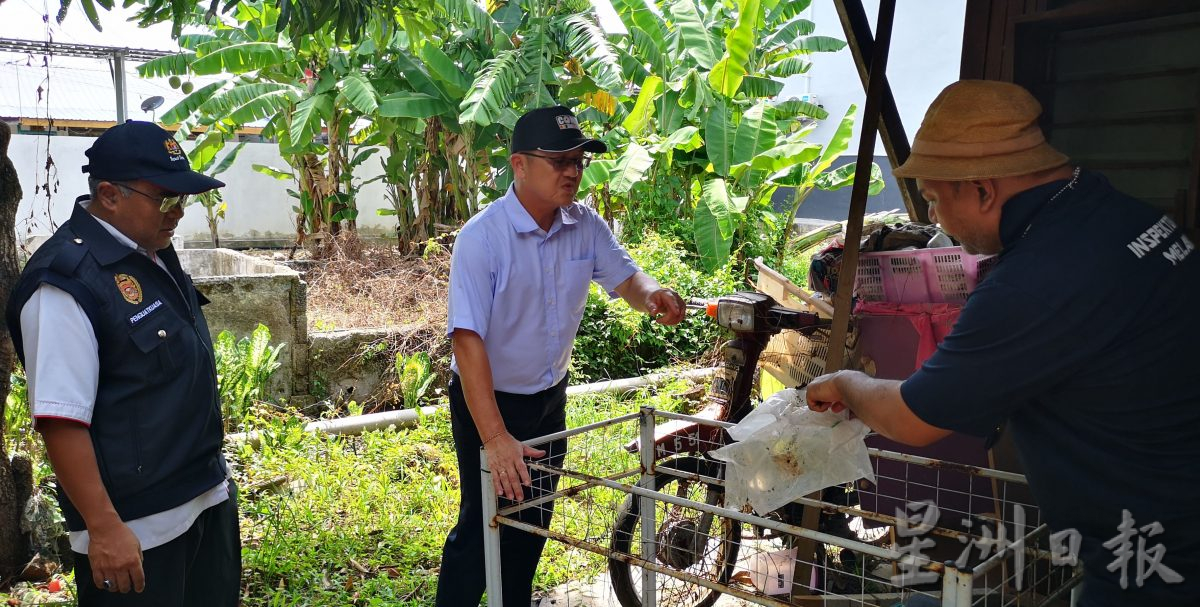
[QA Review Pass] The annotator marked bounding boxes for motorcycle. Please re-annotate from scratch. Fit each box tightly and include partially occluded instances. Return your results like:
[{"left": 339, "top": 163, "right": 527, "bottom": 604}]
[{"left": 607, "top": 290, "right": 848, "bottom": 607}]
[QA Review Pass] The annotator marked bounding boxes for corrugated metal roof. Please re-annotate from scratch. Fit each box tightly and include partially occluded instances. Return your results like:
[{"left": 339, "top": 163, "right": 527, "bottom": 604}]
[{"left": 0, "top": 56, "right": 218, "bottom": 123}]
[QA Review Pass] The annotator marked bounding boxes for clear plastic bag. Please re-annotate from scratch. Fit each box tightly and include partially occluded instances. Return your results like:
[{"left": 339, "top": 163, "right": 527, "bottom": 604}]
[{"left": 710, "top": 388, "right": 875, "bottom": 515}]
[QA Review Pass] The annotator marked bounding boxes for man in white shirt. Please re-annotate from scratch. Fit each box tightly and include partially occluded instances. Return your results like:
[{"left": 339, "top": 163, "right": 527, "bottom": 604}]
[{"left": 6, "top": 121, "right": 238, "bottom": 605}]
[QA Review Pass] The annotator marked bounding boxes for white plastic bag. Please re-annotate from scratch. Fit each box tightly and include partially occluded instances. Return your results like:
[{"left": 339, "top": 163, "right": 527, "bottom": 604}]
[{"left": 710, "top": 388, "right": 875, "bottom": 515}]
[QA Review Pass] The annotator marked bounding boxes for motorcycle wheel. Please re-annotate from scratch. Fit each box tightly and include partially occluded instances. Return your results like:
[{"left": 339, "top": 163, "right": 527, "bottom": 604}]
[{"left": 608, "top": 456, "right": 741, "bottom": 607}]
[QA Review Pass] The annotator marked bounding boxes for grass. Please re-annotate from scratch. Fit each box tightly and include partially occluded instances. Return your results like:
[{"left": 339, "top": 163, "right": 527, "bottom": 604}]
[
  {"left": 3, "top": 376, "right": 702, "bottom": 606},
  {"left": 237, "top": 378, "right": 701, "bottom": 606},
  {"left": 234, "top": 412, "right": 458, "bottom": 606}
]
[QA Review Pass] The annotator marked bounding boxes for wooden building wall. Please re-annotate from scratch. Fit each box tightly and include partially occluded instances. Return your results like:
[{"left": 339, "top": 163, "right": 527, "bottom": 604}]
[{"left": 960, "top": 0, "right": 1200, "bottom": 237}]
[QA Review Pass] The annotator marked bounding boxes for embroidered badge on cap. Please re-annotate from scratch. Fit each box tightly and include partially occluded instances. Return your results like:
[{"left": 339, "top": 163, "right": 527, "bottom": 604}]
[
  {"left": 163, "top": 138, "right": 186, "bottom": 162},
  {"left": 115, "top": 274, "right": 143, "bottom": 305},
  {"left": 555, "top": 115, "right": 580, "bottom": 130}
]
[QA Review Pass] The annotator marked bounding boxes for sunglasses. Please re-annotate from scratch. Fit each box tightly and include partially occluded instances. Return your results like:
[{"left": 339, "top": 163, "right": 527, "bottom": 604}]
[
  {"left": 520, "top": 153, "right": 590, "bottom": 172},
  {"left": 117, "top": 183, "right": 189, "bottom": 212}
]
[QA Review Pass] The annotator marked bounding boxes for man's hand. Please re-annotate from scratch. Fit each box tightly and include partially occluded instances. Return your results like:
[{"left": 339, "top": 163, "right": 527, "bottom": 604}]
[
  {"left": 484, "top": 432, "right": 547, "bottom": 502},
  {"left": 806, "top": 371, "right": 848, "bottom": 414},
  {"left": 37, "top": 419, "right": 146, "bottom": 593},
  {"left": 645, "top": 288, "right": 686, "bottom": 325},
  {"left": 87, "top": 518, "right": 145, "bottom": 593}
]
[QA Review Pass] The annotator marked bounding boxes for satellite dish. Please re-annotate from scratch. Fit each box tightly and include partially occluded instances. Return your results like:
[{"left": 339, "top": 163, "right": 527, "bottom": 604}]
[{"left": 141, "top": 96, "right": 165, "bottom": 112}]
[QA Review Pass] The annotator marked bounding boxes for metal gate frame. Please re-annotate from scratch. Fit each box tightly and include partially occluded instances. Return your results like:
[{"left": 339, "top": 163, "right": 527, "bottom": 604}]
[{"left": 482, "top": 407, "right": 1083, "bottom": 607}]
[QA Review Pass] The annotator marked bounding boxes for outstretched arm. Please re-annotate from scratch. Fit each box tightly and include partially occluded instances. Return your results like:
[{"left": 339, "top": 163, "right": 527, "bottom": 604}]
[
  {"left": 613, "top": 271, "right": 686, "bottom": 325},
  {"left": 806, "top": 371, "right": 952, "bottom": 447}
]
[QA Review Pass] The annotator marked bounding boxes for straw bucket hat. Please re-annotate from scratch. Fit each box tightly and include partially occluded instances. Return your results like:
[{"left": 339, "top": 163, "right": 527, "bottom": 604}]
[{"left": 893, "top": 80, "right": 1069, "bottom": 181}]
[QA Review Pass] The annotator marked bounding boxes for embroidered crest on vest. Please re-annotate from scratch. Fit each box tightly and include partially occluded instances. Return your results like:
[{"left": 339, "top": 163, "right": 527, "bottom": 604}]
[{"left": 114, "top": 273, "right": 143, "bottom": 304}]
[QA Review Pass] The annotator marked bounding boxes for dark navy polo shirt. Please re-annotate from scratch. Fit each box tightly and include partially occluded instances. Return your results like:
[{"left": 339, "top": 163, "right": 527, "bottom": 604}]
[{"left": 901, "top": 171, "right": 1200, "bottom": 606}]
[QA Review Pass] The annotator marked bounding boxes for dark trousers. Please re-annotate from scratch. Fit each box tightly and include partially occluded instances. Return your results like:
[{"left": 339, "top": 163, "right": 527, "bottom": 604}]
[
  {"left": 75, "top": 483, "right": 240, "bottom": 607},
  {"left": 435, "top": 374, "right": 568, "bottom": 607}
]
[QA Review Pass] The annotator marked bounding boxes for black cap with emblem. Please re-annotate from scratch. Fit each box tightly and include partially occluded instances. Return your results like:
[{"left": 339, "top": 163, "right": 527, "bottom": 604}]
[
  {"left": 83, "top": 120, "right": 224, "bottom": 195},
  {"left": 510, "top": 106, "right": 607, "bottom": 155}
]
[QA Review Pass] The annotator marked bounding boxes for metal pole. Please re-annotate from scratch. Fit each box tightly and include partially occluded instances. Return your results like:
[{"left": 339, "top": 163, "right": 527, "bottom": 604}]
[
  {"left": 936, "top": 561, "right": 955, "bottom": 604},
  {"left": 940, "top": 561, "right": 958, "bottom": 606},
  {"left": 480, "top": 448, "right": 504, "bottom": 607},
  {"left": 638, "top": 406, "right": 658, "bottom": 607},
  {"left": 955, "top": 567, "right": 973, "bottom": 607},
  {"left": 112, "top": 50, "right": 128, "bottom": 124},
  {"left": 940, "top": 560, "right": 972, "bottom": 607}
]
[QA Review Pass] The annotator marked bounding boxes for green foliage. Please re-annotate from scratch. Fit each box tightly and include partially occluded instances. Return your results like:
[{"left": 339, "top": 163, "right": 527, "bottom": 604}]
[
  {"left": 4, "top": 367, "right": 34, "bottom": 455},
  {"left": 214, "top": 324, "right": 286, "bottom": 429},
  {"left": 105, "top": 0, "right": 869, "bottom": 262},
  {"left": 237, "top": 413, "right": 457, "bottom": 606},
  {"left": 231, "top": 379, "right": 700, "bottom": 605},
  {"left": 694, "top": 177, "right": 735, "bottom": 271},
  {"left": 571, "top": 234, "right": 738, "bottom": 382},
  {"left": 394, "top": 351, "right": 436, "bottom": 409},
  {"left": 61, "top": 0, "right": 403, "bottom": 42},
  {"left": 564, "top": 0, "right": 880, "bottom": 270},
  {"left": 190, "top": 142, "right": 246, "bottom": 247}
]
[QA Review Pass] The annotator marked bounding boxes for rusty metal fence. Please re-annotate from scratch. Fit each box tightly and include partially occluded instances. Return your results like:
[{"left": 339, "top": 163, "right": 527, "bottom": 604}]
[{"left": 481, "top": 407, "right": 1083, "bottom": 607}]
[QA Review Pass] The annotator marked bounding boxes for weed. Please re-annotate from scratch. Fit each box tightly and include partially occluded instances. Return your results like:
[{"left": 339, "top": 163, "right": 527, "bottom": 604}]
[
  {"left": 395, "top": 352, "right": 436, "bottom": 409},
  {"left": 2, "top": 374, "right": 707, "bottom": 606},
  {"left": 236, "top": 406, "right": 459, "bottom": 606},
  {"left": 214, "top": 324, "right": 286, "bottom": 430},
  {"left": 4, "top": 367, "right": 35, "bottom": 455}
]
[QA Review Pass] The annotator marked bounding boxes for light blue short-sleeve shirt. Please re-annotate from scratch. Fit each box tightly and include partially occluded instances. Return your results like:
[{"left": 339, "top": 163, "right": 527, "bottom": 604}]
[{"left": 447, "top": 186, "right": 640, "bottom": 394}]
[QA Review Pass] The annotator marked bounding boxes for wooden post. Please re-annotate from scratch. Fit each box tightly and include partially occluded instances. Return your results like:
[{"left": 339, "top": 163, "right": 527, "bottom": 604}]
[
  {"left": 825, "top": 0, "right": 898, "bottom": 375},
  {"left": 789, "top": 1, "right": 899, "bottom": 600},
  {"left": 832, "top": 0, "right": 928, "bottom": 224}
]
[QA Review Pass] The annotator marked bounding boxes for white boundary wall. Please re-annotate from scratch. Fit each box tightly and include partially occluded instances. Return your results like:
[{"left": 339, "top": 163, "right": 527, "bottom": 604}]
[{"left": 11, "top": 134, "right": 399, "bottom": 246}]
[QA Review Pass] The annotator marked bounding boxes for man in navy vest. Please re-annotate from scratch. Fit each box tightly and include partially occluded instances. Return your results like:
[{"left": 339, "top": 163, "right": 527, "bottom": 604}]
[{"left": 7, "top": 121, "right": 239, "bottom": 605}]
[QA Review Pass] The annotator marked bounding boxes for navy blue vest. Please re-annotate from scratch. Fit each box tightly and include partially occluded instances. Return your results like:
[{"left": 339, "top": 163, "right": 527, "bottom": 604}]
[{"left": 7, "top": 202, "right": 227, "bottom": 531}]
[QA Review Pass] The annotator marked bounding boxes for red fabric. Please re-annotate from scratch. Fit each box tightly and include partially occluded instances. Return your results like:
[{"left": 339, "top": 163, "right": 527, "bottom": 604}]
[{"left": 32, "top": 415, "right": 91, "bottom": 428}]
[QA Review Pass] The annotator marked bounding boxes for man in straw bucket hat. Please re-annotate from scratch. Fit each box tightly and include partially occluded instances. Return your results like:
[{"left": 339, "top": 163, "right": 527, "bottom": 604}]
[{"left": 806, "top": 80, "right": 1198, "bottom": 606}]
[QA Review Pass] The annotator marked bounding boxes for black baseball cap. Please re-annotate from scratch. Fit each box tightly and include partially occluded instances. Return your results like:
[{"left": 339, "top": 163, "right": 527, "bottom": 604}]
[
  {"left": 510, "top": 106, "right": 607, "bottom": 155},
  {"left": 83, "top": 120, "right": 225, "bottom": 194}
]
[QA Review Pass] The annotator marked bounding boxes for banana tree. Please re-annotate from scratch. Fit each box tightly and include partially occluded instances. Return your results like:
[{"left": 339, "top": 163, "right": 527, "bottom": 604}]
[
  {"left": 359, "top": 0, "right": 629, "bottom": 247},
  {"left": 577, "top": 0, "right": 881, "bottom": 270},
  {"left": 190, "top": 141, "right": 248, "bottom": 247},
  {"left": 138, "top": 1, "right": 397, "bottom": 247},
  {"left": 57, "top": 0, "right": 402, "bottom": 42}
]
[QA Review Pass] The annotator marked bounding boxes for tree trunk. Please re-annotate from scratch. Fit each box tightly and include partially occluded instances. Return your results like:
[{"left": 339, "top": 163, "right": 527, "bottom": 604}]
[{"left": 0, "top": 121, "right": 31, "bottom": 584}]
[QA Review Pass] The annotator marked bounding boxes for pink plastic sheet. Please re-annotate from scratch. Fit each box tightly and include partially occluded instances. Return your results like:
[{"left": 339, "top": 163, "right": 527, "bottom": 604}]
[{"left": 854, "top": 301, "right": 962, "bottom": 378}]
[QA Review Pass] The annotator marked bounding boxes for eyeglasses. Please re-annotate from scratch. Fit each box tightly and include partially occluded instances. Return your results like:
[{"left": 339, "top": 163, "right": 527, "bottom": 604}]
[
  {"left": 117, "top": 183, "right": 188, "bottom": 212},
  {"left": 520, "top": 153, "right": 590, "bottom": 172}
]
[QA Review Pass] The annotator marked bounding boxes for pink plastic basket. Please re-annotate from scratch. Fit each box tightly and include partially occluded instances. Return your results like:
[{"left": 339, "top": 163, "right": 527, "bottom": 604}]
[{"left": 854, "top": 246, "right": 995, "bottom": 304}]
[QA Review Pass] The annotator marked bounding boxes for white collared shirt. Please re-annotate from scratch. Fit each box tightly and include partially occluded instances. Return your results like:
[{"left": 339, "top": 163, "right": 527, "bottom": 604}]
[{"left": 447, "top": 186, "right": 639, "bottom": 393}]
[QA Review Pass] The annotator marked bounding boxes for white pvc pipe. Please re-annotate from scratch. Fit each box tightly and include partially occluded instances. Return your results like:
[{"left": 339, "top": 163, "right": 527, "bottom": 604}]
[
  {"left": 225, "top": 367, "right": 718, "bottom": 447},
  {"left": 225, "top": 405, "right": 442, "bottom": 447},
  {"left": 565, "top": 366, "right": 718, "bottom": 397}
]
